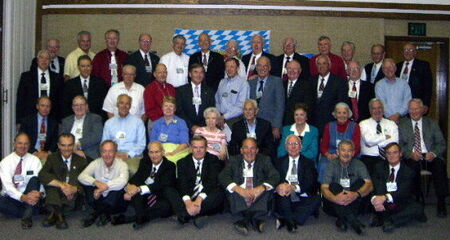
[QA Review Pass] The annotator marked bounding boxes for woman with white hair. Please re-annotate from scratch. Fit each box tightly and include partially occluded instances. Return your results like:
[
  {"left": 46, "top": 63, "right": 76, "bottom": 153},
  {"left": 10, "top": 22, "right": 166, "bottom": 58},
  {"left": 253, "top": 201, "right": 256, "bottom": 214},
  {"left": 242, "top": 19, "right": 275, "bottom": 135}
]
[
  {"left": 318, "top": 102, "right": 361, "bottom": 182},
  {"left": 194, "top": 107, "right": 228, "bottom": 160}
]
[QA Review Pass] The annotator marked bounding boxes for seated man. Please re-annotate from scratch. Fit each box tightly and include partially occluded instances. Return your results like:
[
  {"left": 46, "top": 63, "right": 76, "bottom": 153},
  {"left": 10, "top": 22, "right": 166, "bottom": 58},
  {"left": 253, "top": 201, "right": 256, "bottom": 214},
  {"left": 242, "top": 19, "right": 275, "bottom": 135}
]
[
  {"left": 321, "top": 140, "right": 373, "bottom": 235},
  {"left": 112, "top": 141, "right": 176, "bottom": 229},
  {"left": 219, "top": 138, "right": 279, "bottom": 235},
  {"left": 38, "top": 133, "right": 88, "bottom": 229},
  {"left": 370, "top": 143, "right": 426, "bottom": 232},
  {"left": 168, "top": 136, "right": 224, "bottom": 228},
  {"left": 0, "top": 133, "right": 44, "bottom": 229},
  {"left": 78, "top": 140, "right": 129, "bottom": 227},
  {"left": 275, "top": 134, "right": 320, "bottom": 232}
]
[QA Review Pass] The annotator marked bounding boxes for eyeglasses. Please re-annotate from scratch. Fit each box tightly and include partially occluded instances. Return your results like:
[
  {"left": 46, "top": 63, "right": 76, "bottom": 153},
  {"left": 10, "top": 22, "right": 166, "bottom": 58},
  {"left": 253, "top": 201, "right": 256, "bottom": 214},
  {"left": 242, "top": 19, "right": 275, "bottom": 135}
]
[{"left": 286, "top": 142, "right": 300, "bottom": 146}]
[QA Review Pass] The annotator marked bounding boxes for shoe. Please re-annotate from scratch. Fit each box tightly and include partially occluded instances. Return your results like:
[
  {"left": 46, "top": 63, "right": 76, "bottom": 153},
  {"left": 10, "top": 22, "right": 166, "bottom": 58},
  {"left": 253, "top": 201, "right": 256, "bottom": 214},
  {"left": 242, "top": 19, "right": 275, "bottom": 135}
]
[
  {"left": 55, "top": 213, "right": 68, "bottom": 230},
  {"left": 252, "top": 219, "right": 265, "bottom": 233},
  {"left": 176, "top": 215, "right": 189, "bottom": 225},
  {"left": 132, "top": 216, "right": 149, "bottom": 230},
  {"left": 81, "top": 214, "right": 97, "bottom": 228},
  {"left": 275, "top": 218, "right": 285, "bottom": 230},
  {"left": 369, "top": 215, "right": 383, "bottom": 227},
  {"left": 335, "top": 218, "right": 347, "bottom": 232},
  {"left": 349, "top": 221, "right": 363, "bottom": 235},
  {"left": 382, "top": 219, "right": 395, "bottom": 233},
  {"left": 21, "top": 218, "right": 32, "bottom": 229},
  {"left": 437, "top": 201, "right": 447, "bottom": 218},
  {"left": 285, "top": 220, "right": 297, "bottom": 233},
  {"left": 233, "top": 220, "right": 248, "bottom": 235},
  {"left": 193, "top": 216, "right": 208, "bottom": 229},
  {"left": 417, "top": 212, "right": 428, "bottom": 223},
  {"left": 313, "top": 208, "right": 320, "bottom": 218},
  {"left": 42, "top": 212, "right": 57, "bottom": 227},
  {"left": 111, "top": 214, "right": 126, "bottom": 225},
  {"left": 96, "top": 213, "right": 110, "bottom": 227}
]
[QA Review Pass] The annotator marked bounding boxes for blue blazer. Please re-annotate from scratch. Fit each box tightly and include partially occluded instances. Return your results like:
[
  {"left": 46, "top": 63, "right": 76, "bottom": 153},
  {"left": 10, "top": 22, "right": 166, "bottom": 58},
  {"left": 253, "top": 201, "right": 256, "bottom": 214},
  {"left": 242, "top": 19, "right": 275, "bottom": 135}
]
[{"left": 277, "top": 124, "right": 319, "bottom": 161}]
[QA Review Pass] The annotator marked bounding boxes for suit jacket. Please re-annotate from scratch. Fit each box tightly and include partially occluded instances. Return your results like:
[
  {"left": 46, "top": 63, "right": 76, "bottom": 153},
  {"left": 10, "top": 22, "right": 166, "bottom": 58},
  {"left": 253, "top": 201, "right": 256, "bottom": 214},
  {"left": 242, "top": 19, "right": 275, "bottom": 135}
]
[
  {"left": 16, "top": 68, "right": 62, "bottom": 123},
  {"left": 19, "top": 114, "right": 59, "bottom": 153},
  {"left": 175, "top": 83, "right": 215, "bottom": 130},
  {"left": 38, "top": 152, "right": 88, "bottom": 188},
  {"left": 219, "top": 153, "right": 280, "bottom": 189},
  {"left": 398, "top": 117, "right": 446, "bottom": 159},
  {"left": 60, "top": 113, "right": 103, "bottom": 159},
  {"left": 128, "top": 157, "right": 176, "bottom": 197},
  {"left": 364, "top": 62, "right": 384, "bottom": 85},
  {"left": 242, "top": 51, "right": 275, "bottom": 72},
  {"left": 372, "top": 161, "right": 416, "bottom": 205},
  {"left": 272, "top": 53, "right": 311, "bottom": 81},
  {"left": 310, "top": 73, "right": 349, "bottom": 132},
  {"left": 350, "top": 80, "right": 374, "bottom": 122},
  {"left": 275, "top": 154, "right": 317, "bottom": 196},
  {"left": 30, "top": 56, "right": 65, "bottom": 80},
  {"left": 62, "top": 75, "right": 107, "bottom": 118},
  {"left": 176, "top": 153, "right": 223, "bottom": 197},
  {"left": 125, "top": 50, "right": 160, "bottom": 87},
  {"left": 396, "top": 59, "right": 433, "bottom": 107},
  {"left": 282, "top": 78, "right": 314, "bottom": 125},
  {"left": 249, "top": 75, "right": 285, "bottom": 128},
  {"left": 229, "top": 118, "right": 273, "bottom": 156},
  {"left": 188, "top": 51, "right": 224, "bottom": 92}
]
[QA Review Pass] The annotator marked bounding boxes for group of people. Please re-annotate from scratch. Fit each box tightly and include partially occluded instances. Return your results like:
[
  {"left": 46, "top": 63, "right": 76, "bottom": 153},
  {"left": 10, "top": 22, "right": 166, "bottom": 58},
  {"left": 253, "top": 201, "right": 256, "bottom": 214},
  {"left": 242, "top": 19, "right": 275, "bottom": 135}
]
[{"left": 0, "top": 29, "right": 447, "bottom": 236}]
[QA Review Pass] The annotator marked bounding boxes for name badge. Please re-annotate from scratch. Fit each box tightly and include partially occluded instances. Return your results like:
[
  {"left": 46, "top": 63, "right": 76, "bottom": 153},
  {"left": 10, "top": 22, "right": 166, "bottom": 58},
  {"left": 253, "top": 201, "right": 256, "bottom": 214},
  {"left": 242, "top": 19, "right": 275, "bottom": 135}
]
[
  {"left": 246, "top": 132, "right": 256, "bottom": 139},
  {"left": 116, "top": 131, "right": 126, "bottom": 140},
  {"left": 158, "top": 133, "right": 168, "bottom": 142},
  {"left": 336, "top": 139, "right": 341, "bottom": 148},
  {"left": 401, "top": 74, "right": 408, "bottom": 80},
  {"left": 145, "top": 177, "right": 155, "bottom": 185},
  {"left": 243, "top": 168, "right": 253, "bottom": 178},
  {"left": 101, "top": 176, "right": 110, "bottom": 183},
  {"left": 192, "top": 97, "right": 202, "bottom": 105},
  {"left": 348, "top": 90, "right": 357, "bottom": 98},
  {"left": 386, "top": 182, "right": 397, "bottom": 192},
  {"left": 287, "top": 175, "right": 298, "bottom": 184},
  {"left": 109, "top": 63, "right": 117, "bottom": 70},
  {"left": 340, "top": 178, "right": 350, "bottom": 188},
  {"left": 222, "top": 92, "right": 228, "bottom": 98},
  {"left": 38, "top": 133, "right": 47, "bottom": 141},
  {"left": 13, "top": 175, "right": 24, "bottom": 184},
  {"left": 145, "top": 66, "right": 152, "bottom": 73},
  {"left": 256, "top": 91, "right": 263, "bottom": 99},
  {"left": 176, "top": 68, "right": 184, "bottom": 74},
  {"left": 40, "top": 84, "right": 49, "bottom": 90},
  {"left": 65, "top": 176, "right": 70, "bottom": 183},
  {"left": 75, "top": 128, "right": 82, "bottom": 135}
]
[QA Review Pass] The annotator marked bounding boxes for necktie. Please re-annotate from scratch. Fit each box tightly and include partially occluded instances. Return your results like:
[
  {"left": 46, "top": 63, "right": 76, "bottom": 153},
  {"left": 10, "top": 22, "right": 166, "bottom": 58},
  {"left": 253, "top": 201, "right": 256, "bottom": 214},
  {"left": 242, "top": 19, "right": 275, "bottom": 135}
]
[
  {"left": 110, "top": 52, "right": 118, "bottom": 86},
  {"left": 371, "top": 64, "right": 377, "bottom": 83},
  {"left": 257, "top": 80, "right": 264, "bottom": 93},
  {"left": 350, "top": 81, "right": 359, "bottom": 121},
  {"left": 414, "top": 122, "right": 422, "bottom": 153},
  {"left": 376, "top": 121, "right": 386, "bottom": 159},
  {"left": 83, "top": 79, "right": 88, "bottom": 99},
  {"left": 144, "top": 54, "right": 152, "bottom": 73},
  {"left": 192, "top": 162, "right": 203, "bottom": 199},
  {"left": 318, "top": 78, "right": 325, "bottom": 98},
  {"left": 282, "top": 56, "right": 290, "bottom": 81},
  {"left": 290, "top": 158, "right": 301, "bottom": 202},
  {"left": 194, "top": 85, "right": 200, "bottom": 114},
  {"left": 147, "top": 166, "right": 158, "bottom": 207},
  {"left": 150, "top": 167, "right": 157, "bottom": 178},
  {"left": 245, "top": 163, "right": 254, "bottom": 207},
  {"left": 40, "top": 72, "right": 48, "bottom": 97},
  {"left": 40, "top": 117, "right": 47, "bottom": 151},
  {"left": 287, "top": 80, "right": 294, "bottom": 98},
  {"left": 64, "top": 159, "right": 70, "bottom": 171},
  {"left": 51, "top": 60, "right": 56, "bottom": 72},
  {"left": 13, "top": 158, "right": 23, "bottom": 188},
  {"left": 247, "top": 55, "right": 256, "bottom": 79},
  {"left": 388, "top": 167, "right": 395, "bottom": 182},
  {"left": 401, "top": 62, "right": 409, "bottom": 81}
]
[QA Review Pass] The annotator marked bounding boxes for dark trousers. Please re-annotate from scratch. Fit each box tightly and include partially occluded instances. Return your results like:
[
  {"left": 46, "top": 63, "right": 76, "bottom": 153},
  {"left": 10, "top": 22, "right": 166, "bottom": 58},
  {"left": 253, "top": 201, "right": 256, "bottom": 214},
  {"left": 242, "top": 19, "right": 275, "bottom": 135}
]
[
  {"left": 166, "top": 187, "right": 224, "bottom": 218},
  {"left": 323, "top": 179, "right": 365, "bottom": 223},
  {"left": 131, "top": 193, "right": 172, "bottom": 220},
  {"left": 377, "top": 200, "right": 424, "bottom": 226},
  {"left": 227, "top": 190, "right": 273, "bottom": 220},
  {"left": 0, "top": 177, "right": 40, "bottom": 218},
  {"left": 84, "top": 186, "right": 126, "bottom": 215},
  {"left": 405, "top": 158, "right": 449, "bottom": 199},
  {"left": 360, "top": 155, "right": 383, "bottom": 177},
  {"left": 275, "top": 194, "right": 321, "bottom": 225}
]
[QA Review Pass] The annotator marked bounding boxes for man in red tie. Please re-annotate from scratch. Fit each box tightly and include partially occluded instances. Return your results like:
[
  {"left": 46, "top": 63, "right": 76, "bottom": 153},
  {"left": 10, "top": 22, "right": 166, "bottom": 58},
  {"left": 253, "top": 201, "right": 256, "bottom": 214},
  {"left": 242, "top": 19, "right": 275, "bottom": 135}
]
[{"left": 347, "top": 61, "right": 374, "bottom": 123}]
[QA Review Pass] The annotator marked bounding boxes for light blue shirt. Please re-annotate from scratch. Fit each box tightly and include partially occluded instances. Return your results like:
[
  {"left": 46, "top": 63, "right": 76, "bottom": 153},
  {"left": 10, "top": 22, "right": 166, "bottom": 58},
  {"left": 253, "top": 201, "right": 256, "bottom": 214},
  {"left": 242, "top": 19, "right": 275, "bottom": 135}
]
[
  {"left": 375, "top": 77, "right": 412, "bottom": 117},
  {"left": 215, "top": 76, "right": 249, "bottom": 120},
  {"left": 35, "top": 113, "right": 47, "bottom": 151},
  {"left": 102, "top": 114, "right": 146, "bottom": 158}
]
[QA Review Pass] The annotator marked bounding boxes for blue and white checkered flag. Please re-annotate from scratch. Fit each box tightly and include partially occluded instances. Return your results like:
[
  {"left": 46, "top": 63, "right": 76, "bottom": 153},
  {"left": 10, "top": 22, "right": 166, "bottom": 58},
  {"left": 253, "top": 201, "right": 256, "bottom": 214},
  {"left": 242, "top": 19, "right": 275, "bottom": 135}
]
[{"left": 175, "top": 29, "right": 271, "bottom": 56}]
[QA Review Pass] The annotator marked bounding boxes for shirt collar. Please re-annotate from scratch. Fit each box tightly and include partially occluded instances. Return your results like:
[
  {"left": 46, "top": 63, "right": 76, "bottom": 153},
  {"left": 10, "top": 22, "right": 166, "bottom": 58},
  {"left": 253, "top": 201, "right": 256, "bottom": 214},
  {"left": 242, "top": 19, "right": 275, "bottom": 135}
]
[
  {"left": 192, "top": 157, "right": 204, "bottom": 166},
  {"left": 284, "top": 53, "right": 294, "bottom": 59},
  {"left": 389, "top": 162, "right": 401, "bottom": 172},
  {"left": 139, "top": 49, "right": 149, "bottom": 58},
  {"left": 289, "top": 123, "right": 310, "bottom": 136},
  {"left": 152, "top": 160, "right": 163, "bottom": 170}
]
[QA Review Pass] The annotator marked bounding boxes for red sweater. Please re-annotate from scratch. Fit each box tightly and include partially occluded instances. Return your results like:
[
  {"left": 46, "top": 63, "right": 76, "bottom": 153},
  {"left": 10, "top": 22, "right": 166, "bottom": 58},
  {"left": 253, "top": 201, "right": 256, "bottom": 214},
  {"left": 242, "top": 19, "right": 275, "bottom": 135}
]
[
  {"left": 320, "top": 120, "right": 361, "bottom": 156},
  {"left": 309, "top": 52, "right": 347, "bottom": 80},
  {"left": 92, "top": 48, "right": 128, "bottom": 88},
  {"left": 144, "top": 81, "right": 176, "bottom": 121}
]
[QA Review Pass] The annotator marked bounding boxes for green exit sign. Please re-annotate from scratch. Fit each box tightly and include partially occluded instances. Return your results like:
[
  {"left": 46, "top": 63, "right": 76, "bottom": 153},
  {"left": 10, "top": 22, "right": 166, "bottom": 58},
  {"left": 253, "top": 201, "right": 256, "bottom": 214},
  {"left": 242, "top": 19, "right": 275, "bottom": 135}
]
[{"left": 408, "top": 23, "right": 426, "bottom": 36}]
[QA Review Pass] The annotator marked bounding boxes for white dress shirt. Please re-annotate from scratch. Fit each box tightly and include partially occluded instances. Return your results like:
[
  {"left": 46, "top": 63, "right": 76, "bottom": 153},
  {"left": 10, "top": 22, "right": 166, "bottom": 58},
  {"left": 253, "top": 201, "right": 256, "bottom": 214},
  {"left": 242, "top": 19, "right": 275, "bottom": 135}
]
[
  {"left": 139, "top": 160, "right": 163, "bottom": 195},
  {"left": 102, "top": 82, "right": 145, "bottom": 118},
  {"left": 360, "top": 118, "right": 399, "bottom": 156},
  {"left": 159, "top": 51, "right": 189, "bottom": 88}
]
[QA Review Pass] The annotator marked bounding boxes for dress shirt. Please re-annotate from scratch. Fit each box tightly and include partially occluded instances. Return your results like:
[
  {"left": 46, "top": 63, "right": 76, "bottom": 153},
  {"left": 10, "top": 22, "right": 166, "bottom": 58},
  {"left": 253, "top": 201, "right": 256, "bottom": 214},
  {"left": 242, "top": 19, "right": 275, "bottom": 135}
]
[
  {"left": 139, "top": 49, "right": 153, "bottom": 72},
  {"left": 102, "top": 82, "right": 145, "bottom": 118},
  {"left": 37, "top": 68, "right": 50, "bottom": 97},
  {"left": 143, "top": 80, "right": 176, "bottom": 121},
  {"left": 281, "top": 54, "right": 294, "bottom": 77},
  {"left": 215, "top": 75, "right": 249, "bottom": 119},
  {"left": 410, "top": 118, "right": 428, "bottom": 153},
  {"left": 316, "top": 72, "right": 330, "bottom": 98},
  {"left": 102, "top": 114, "right": 146, "bottom": 158},
  {"left": 35, "top": 113, "right": 47, "bottom": 151},
  {"left": 360, "top": 118, "right": 399, "bottom": 156},
  {"left": 139, "top": 160, "right": 163, "bottom": 195},
  {"left": 62, "top": 155, "right": 72, "bottom": 172},
  {"left": 348, "top": 79, "right": 361, "bottom": 100},
  {"left": 286, "top": 79, "right": 297, "bottom": 96},
  {"left": 50, "top": 58, "right": 60, "bottom": 73},
  {"left": 80, "top": 76, "right": 90, "bottom": 98},
  {"left": 0, "top": 152, "right": 43, "bottom": 201},
  {"left": 70, "top": 115, "right": 85, "bottom": 144},
  {"left": 286, "top": 156, "right": 301, "bottom": 193},
  {"left": 150, "top": 116, "right": 189, "bottom": 144},
  {"left": 371, "top": 163, "right": 400, "bottom": 203},
  {"left": 246, "top": 119, "right": 257, "bottom": 137},
  {"left": 400, "top": 59, "right": 415, "bottom": 82},
  {"left": 159, "top": 51, "right": 189, "bottom": 88},
  {"left": 226, "top": 160, "right": 273, "bottom": 193},
  {"left": 78, "top": 158, "right": 129, "bottom": 197},
  {"left": 201, "top": 51, "right": 210, "bottom": 71},
  {"left": 289, "top": 123, "right": 310, "bottom": 137},
  {"left": 182, "top": 158, "right": 207, "bottom": 201},
  {"left": 375, "top": 77, "right": 412, "bottom": 117},
  {"left": 246, "top": 52, "right": 262, "bottom": 76},
  {"left": 370, "top": 61, "right": 383, "bottom": 83},
  {"left": 64, "top": 47, "right": 96, "bottom": 79}
]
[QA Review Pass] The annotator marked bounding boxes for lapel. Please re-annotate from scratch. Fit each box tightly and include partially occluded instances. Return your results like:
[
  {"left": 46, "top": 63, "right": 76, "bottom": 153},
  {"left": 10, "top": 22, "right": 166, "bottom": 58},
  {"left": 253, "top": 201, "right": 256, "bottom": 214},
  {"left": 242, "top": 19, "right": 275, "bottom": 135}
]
[
  {"left": 46, "top": 118, "right": 54, "bottom": 142},
  {"left": 281, "top": 156, "right": 289, "bottom": 178},
  {"left": 81, "top": 114, "right": 89, "bottom": 134},
  {"left": 30, "top": 115, "right": 38, "bottom": 142},
  {"left": 31, "top": 68, "right": 39, "bottom": 99},
  {"left": 296, "top": 156, "right": 304, "bottom": 180},
  {"left": 410, "top": 60, "right": 418, "bottom": 78},
  {"left": 208, "top": 52, "right": 214, "bottom": 67}
]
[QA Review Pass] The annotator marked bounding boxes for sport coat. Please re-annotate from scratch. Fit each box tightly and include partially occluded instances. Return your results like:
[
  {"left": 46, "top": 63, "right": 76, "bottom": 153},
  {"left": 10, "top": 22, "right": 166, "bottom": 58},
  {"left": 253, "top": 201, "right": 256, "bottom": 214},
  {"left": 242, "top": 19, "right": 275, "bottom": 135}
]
[
  {"left": 242, "top": 51, "right": 276, "bottom": 73},
  {"left": 364, "top": 62, "right": 385, "bottom": 85},
  {"left": 395, "top": 59, "right": 433, "bottom": 107},
  {"left": 349, "top": 80, "right": 374, "bottom": 122},
  {"left": 282, "top": 77, "right": 314, "bottom": 125},
  {"left": 229, "top": 118, "right": 273, "bottom": 156},
  {"left": 38, "top": 152, "right": 88, "bottom": 188},
  {"left": 19, "top": 114, "right": 59, "bottom": 153},
  {"left": 188, "top": 51, "right": 224, "bottom": 92},
  {"left": 30, "top": 56, "right": 65, "bottom": 80},
  {"left": 275, "top": 154, "right": 317, "bottom": 196},
  {"left": 272, "top": 53, "right": 310, "bottom": 81},
  {"left": 125, "top": 50, "right": 160, "bottom": 87}
]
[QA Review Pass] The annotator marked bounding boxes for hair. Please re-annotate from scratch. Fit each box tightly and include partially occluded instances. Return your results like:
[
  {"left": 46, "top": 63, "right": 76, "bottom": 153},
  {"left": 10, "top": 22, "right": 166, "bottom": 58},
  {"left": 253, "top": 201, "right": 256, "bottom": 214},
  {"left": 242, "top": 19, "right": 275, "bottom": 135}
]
[
  {"left": 36, "top": 96, "right": 52, "bottom": 106},
  {"left": 368, "top": 98, "right": 384, "bottom": 109},
  {"left": 100, "top": 140, "right": 118, "bottom": 152},
  {"left": 77, "top": 55, "right": 92, "bottom": 66},
  {"left": 293, "top": 103, "right": 309, "bottom": 115},
  {"left": 37, "top": 49, "right": 50, "bottom": 58},
  {"left": 332, "top": 102, "right": 353, "bottom": 119},
  {"left": 203, "top": 107, "right": 221, "bottom": 119},
  {"left": 244, "top": 99, "right": 258, "bottom": 109},
  {"left": 338, "top": 139, "right": 355, "bottom": 150},
  {"left": 189, "top": 63, "right": 205, "bottom": 73},
  {"left": 283, "top": 37, "right": 297, "bottom": 46},
  {"left": 122, "top": 64, "right": 136, "bottom": 74},
  {"left": 382, "top": 58, "right": 396, "bottom": 67},
  {"left": 318, "top": 35, "right": 331, "bottom": 42},
  {"left": 257, "top": 56, "right": 271, "bottom": 67},
  {"left": 172, "top": 34, "right": 186, "bottom": 43},
  {"left": 58, "top": 133, "right": 75, "bottom": 144},
  {"left": 77, "top": 31, "right": 91, "bottom": 41},
  {"left": 341, "top": 41, "right": 355, "bottom": 51},
  {"left": 285, "top": 134, "right": 302, "bottom": 146},
  {"left": 148, "top": 141, "right": 163, "bottom": 151},
  {"left": 14, "top": 132, "right": 30, "bottom": 143},
  {"left": 105, "top": 29, "right": 120, "bottom": 38},
  {"left": 117, "top": 94, "right": 132, "bottom": 104},
  {"left": 198, "top": 32, "right": 210, "bottom": 41},
  {"left": 384, "top": 142, "right": 401, "bottom": 152},
  {"left": 315, "top": 54, "right": 331, "bottom": 64},
  {"left": 225, "top": 57, "right": 240, "bottom": 68},
  {"left": 72, "top": 95, "right": 87, "bottom": 105},
  {"left": 242, "top": 137, "right": 258, "bottom": 147},
  {"left": 191, "top": 135, "right": 207, "bottom": 146},
  {"left": 162, "top": 96, "right": 176, "bottom": 106},
  {"left": 371, "top": 44, "right": 385, "bottom": 52},
  {"left": 138, "top": 33, "right": 152, "bottom": 41},
  {"left": 227, "top": 39, "right": 239, "bottom": 48},
  {"left": 409, "top": 98, "right": 424, "bottom": 107},
  {"left": 251, "top": 34, "right": 264, "bottom": 42}
]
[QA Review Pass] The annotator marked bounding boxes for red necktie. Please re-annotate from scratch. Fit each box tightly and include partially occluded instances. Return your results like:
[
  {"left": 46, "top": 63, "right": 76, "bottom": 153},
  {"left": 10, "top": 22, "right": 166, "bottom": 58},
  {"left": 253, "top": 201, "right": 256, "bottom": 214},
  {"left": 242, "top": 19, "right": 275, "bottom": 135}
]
[
  {"left": 350, "top": 81, "right": 359, "bottom": 121},
  {"left": 247, "top": 56, "right": 256, "bottom": 79},
  {"left": 13, "top": 158, "right": 23, "bottom": 188},
  {"left": 40, "top": 118, "right": 47, "bottom": 151},
  {"left": 282, "top": 56, "right": 290, "bottom": 81},
  {"left": 414, "top": 122, "right": 422, "bottom": 153}
]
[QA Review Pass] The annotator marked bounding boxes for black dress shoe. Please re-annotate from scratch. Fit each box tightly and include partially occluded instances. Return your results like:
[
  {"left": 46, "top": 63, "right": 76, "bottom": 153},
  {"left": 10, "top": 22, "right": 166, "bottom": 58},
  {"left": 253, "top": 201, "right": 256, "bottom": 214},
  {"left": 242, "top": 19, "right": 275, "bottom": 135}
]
[
  {"left": 96, "top": 214, "right": 111, "bottom": 227},
  {"left": 132, "top": 216, "right": 149, "bottom": 230},
  {"left": 21, "top": 218, "right": 33, "bottom": 229},
  {"left": 55, "top": 213, "right": 68, "bottom": 230},
  {"left": 111, "top": 214, "right": 126, "bottom": 225},
  {"left": 252, "top": 219, "right": 265, "bottom": 233},
  {"left": 335, "top": 218, "right": 347, "bottom": 232},
  {"left": 417, "top": 212, "right": 428, "bottom": 222},
  {"left": 349, "top": 221, "right": 363, "bottom": 235},
  {"left": 233, "top": 220, "right": 249, "bottom": 235},
  {"left": 276, "top": 218, "right": 285, "bottom": 230},
  {"left": 437, "top": 203, "right": 447, "bottom": 218},
  {"left": 370, "top": 215, "right": 383, "bottom": 227},
  {"left": 382, "top": 219, "right": 395, "bottom": 233},
  {"left": 81, "top": 214, "right": 97, "bottom": 228},
  {"left": 285, "top": 220, "right": 298, "bottom": 233},
  {"left": 193, "top": 216, "right": 208, "bottom": 229},
  {"left": 42, "top": 212, "right": 57, "bottom": 227},
  {"left": 313, "top": 208, "right": 320, "bottom": 218},
  {"left": 176, "top": 215, "right": 189, "bottom": 225}
]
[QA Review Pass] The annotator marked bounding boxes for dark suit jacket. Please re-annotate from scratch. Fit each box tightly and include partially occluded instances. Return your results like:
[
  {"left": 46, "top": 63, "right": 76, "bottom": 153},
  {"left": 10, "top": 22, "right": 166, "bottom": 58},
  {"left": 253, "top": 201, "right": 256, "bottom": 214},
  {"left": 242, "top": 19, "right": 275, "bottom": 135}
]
[
  {"left": 38, "top": 152, "right": 88, "bottom": 188},
  {"left": 125, "top": 50, "right": 160, "bottom": 87},
  {"left": 242, "top": 51, "right": 275, "bottom": 72},
  {"left": 372, "top": 161, "right": 416, "bottom": 205},
  {"left": 350, "top": 80, "right": 374, "bottom": 122},
  {"left": 16, "top": 68, "right": 62, "bottom": 123},
  {"left": 364, "top": 62, "right": 384, "bottom": 85},
  {"left": 188, "top": 51, "right": 224, "bottom": 92},
  {"left": 19, "top": 114, "right": 59, "bottom": 153},
  {"left": 60, "top": 113, "right": 103, "bottom": 159},
  {"left": 175, "top": 83, "right": 215, "bottom": 130},
  {"left": 275, "top": 154, "right": 317, "bottom": 196},
  {"left": 229, "top": 118, "right": 273, "bottom": 156},
  {"left": 62, "top": 75, "right": 107, "bottom": 118},
  {"left": 310, "top": 73, "right": 349, "bottom": 133},
  {"left": 272, "top": 53, "right": 310, "bottom": 81},
  {"left": 128, "top": 157, "right": 176, "bottom": 197},
  {"left": 30, "top": 56, "right": 65, "bottom": 80},
  {"left": 282, "top": 78, "right": 314, "bottom": 125},
  {"left": 176, "top": 153, "right": 223, "bottom": 197},
  {"left": 396, "top": 59, "right": 433, "bottom": 107}
]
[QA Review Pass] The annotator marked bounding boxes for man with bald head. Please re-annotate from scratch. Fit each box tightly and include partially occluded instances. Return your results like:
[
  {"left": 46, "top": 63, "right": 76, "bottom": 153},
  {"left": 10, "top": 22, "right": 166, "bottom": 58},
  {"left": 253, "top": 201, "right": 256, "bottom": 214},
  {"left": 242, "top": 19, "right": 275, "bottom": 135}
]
[
  {"left": 30, "top": 39, "right": 65, "bottom": 80},
  {"left": 309, "top": 36, "right": 347, "bottom": 80},
  {"left": 126, "top": 33, "right": 160, "bottom": 87},
  {"left": 347, "top": 61, "right": 374, "bottom": 122},
  {"left": 273, "top": 37, "right": 310, "bottom": 82},
  {"left": 242, "top": 34, "right": 275, "bottom": 80}
]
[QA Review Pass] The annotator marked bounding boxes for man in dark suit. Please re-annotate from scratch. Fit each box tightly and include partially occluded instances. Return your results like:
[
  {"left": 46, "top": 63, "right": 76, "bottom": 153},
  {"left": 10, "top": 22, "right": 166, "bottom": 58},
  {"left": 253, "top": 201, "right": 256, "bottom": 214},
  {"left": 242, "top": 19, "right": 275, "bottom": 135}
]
[
  {"left": 282, "top": 60, "right": 314, "bottom": 125},
  {"left": 272, "top": 37, "right": 310, "bottom": 82},
  {"left": 219, "top": 138, "right": 279, "bottom": 235},
  {"left": 19, "top": 96, "right": 59, "bottom": 161},
  {"left": 370, "top": 142, "right": 426, "bottom": 232},
  {"left": 168, "top": 136, "right": 224, "bottom": 228},
  {"left": 398, "top": 98, "right": 448, "bottom": 217},
  {"left": 242, "top": 34, "right": 275, "bottom": 80},
  {"left": 125, "top": 33, "right": 160, "bottom": 88},
  {"left": 275, "top": 134, "right": 320, "bottom": 232},
  {"left": 395, "top": 42, "right": 433, "bottom": 113},
  {"left": 30, "top": 39, "right": 65, "bottom": 80},
  {"left": 229, "top": 99, "right": 273, "bottom": 156},
  {"left": 62, "top": 55, "right": 107, "bottom": 118},
  {"left": 176, "top": 63, "right": 215, "bottom": 135},
  {"left": 17, "top": 49, "right": 62, "bottom": 123},
  {"left": 364, "top": 44, "right": 385, "bottom": 85},
  {"left": 38, "top": 133, "right": 88, "bottom": 229},
  {"left": 347, "top": 61, "right": 374, "bottom": 122},
  {"left": 311, "top": 55, "right": 349, "bottom": 134},
  {"left": 188, "top": 33, "right": 224, "bottom": 92},
  {"left": 111, "top": 141, "right": 176, "bottom": 229}
]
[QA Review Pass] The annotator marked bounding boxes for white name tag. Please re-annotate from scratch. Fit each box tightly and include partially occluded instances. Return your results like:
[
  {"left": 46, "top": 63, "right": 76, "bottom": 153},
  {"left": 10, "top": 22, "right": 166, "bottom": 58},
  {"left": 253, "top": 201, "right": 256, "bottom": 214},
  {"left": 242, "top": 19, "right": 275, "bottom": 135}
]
[
  {"left": 243, "top": 168, "right": 253, "bottom": 178},
  {"left": 340, "top": 178, "right": 350, "bottom": 188},
  {"left": 386, "top": 182, "right": 398, "bottom": 192},
  {"left": 256, "top": 91, "right": 263, "bottom": 99},
  {"left": 101, "top": 176, "right": 110, "bottom": 183},
  {"left": 158, "top": 133, "right": 168, "bottom": 142},
  {"left": 145, "top": 66, "right": 152, "bottom": 73},
  {"left": 288, "top": 175, "right": 298, "bottom": 184},
  {"left": 246, "top": 132, "right": 256, "bottom": 139},
  {"left": 38, "top": 133, "right": 47, "bottom": 141},
  {"left": 348, "top": 90, "right": 357, "bottom": 98},
  {"left": 176, "top": 68, "right": 184, "bottom": 74},
  {"left": 145, "top": 177, "right": 155, "bottom": 185},
  {"left": 109, "top": 63, "right": 117, "bottom": 70},
  {"left": 192, "top": 97, "right": 202, "bottom": 105},
  {"left": 13, "top": 175, "right": 24, "bottom": 184},
  {"left": 116, "top": 131, "right": 126, "bottom": 140}
]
